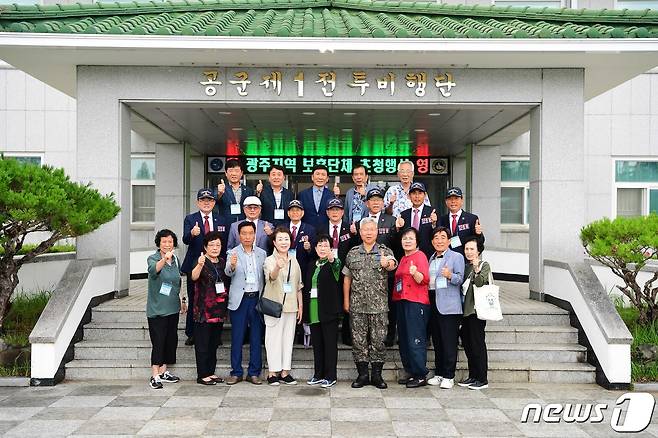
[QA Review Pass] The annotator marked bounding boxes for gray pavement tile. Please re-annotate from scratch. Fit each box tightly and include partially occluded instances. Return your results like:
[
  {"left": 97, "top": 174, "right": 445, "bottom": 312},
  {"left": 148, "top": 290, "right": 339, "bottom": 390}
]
[
  {"left": 108, "top": 395, "right": 170, "bottom": 407},
  {"left": 172, "top": 384, "right": 229, "bottom": 397},
  {"left": 36, "top": 407, "right": 102, "bottom": 420},
  {"left": 72, "top": 420, "right": 147, "bottom": 435},
  {"left": 329, "top": 385, "right": 383, "bottom": 398},
  {"left": 0, "top": 407, "right": 44, "bottom": 421},
  {"left": 484, "top": 388, "right": 540, "bottom": 399},
  {"left": 330, "top": 420, "right": 396, "bottom": 436},
  {"left": 213, "top": 407, "right": 273, "bottom": 421},
  {"left": 331, "top": 407, "right": 391, "bottom": 422},
  {"left": 50, "top": 396, "right": 117, "bottom": 408},
  {"left": 0, "top": 421, "right": 21, "bottom": 434},
  {"left": 331, "top": 397, "right": 386, "bottom": 408},
  {"left": 0, "top": 387, "right": 22, "bottom": 397},
  {"left": 91, "top": 406, "right": 159, "bottom": 421},
  {"left": 137, "top": 419, "right": 209, "bottom": 436},
  {"left": 0, "top": 395, "right": 63, "bottom": 407},
  {"left": 204, "top": 419, "right": 269, "bottom": 436},
  {"left": 579, "top": 423, "right": 655, "bottom": 438},
  {"left": 3, "top": 419, "right": 85, "bottom": 437},
  {"left": 14, "top": 385, "right": 77, "bottom": 398},
  {"left": 444, "top": 407, "right": 511, "bottom": 422},
  {"left": 526, "top": 388, "right": 590, "bottom": 400},
  {"left": 274, "top": 395, "right": 331, "bottom": 408},
  {"left": 515, "top": 422, "right": 593, "bottom": 437},
  {"left": 439, "top": 397, "right": 496, "bottom": 409},
  {"left": 489, "top": 398, "right": 545, "bottom": 411},
  {"left": 267, "top": 420, "right": 332, "bottom": 436},
  {"left": 272, "top": 407, "right": 330, "bottom": 420},
  {"left": 381, "top": 388, "right": 436, "bottom": 398},
  {"left": 219, "top": 397, "right": 275, "bottom": 408},
  {"left": 387, "top": 408, "right": 447, "bottom": 421},
  {"left": 152, "top": 407, "right": 217, "bottom": 421},
  {"left": 163, "top": 396, "right": 223, "bottom": 408},
  {"left": 429, "top": 387, "right": 487, "bottom": 399},
  {"left": 454, "top": 420, "right": 524, "bottom": 437},
  {"left": 224, "top": 384, "right": 280, "bottom": 398},
  {"left": 119, "top": 384, "right": 181, "bottom": 397},
  {"left": 68, "top": 385, "right": 131, "bottom": 396},
  {"left": 383, "top": 397, "right": 441, "bottom": 409},
  {"left": 392, "top": 420, "right": 459, "bottom": 437}
]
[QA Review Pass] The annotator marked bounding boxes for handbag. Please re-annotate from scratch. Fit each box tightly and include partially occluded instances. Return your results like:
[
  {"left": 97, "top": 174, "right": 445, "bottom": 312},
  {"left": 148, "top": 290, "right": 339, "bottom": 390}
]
[
  {"left": 256, "top": 258, "right": 290, "bottom": 318},
  {"left": 473, "top": 268, "right": 503, "bottom": 321}
]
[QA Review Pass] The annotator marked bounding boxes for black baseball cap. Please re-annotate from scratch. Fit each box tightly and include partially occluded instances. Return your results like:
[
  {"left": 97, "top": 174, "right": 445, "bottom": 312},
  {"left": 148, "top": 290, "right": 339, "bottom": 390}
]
[
  {"left": 197, "top": 188, "right": 214, "bottom": 200},
  {"left": 366, "top": 187, "right": 385, "bottom": 200},
  {"left": 445, "top": 187, "right": 463, "bottom": 198}
]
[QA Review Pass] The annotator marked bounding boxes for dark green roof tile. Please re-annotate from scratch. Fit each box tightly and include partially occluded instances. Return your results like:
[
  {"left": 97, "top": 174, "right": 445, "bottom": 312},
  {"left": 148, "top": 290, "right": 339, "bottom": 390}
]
[{"left": 1, "top": 0, "right": 657, "bottom": 38}]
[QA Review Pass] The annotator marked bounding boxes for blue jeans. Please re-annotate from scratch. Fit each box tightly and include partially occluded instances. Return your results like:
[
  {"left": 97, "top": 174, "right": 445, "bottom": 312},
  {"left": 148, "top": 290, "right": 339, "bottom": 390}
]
[
  {"left": 229, "top": 296, "right": 263, "bottom": 377},
  {"left": 397, "top": 300, "right": 430, "bottom": 378}
]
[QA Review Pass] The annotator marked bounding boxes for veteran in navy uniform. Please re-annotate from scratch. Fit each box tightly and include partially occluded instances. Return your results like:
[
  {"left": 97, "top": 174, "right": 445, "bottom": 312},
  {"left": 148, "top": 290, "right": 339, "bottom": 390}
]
[{"left": 438, "top": 187, "right": 484, "bottom": 258}]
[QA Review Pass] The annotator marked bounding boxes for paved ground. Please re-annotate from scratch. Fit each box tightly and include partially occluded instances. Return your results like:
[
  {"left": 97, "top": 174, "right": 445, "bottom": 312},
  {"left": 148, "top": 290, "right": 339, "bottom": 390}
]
[{"left": 0, "top": 380, "right": 656, "bottom": 437}]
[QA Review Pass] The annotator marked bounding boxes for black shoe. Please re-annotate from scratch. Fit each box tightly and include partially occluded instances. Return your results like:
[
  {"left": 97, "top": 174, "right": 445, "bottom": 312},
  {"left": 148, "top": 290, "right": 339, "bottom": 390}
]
[
  {"left": 371, "top": 362, "right": 387, "bottom": 389},
  {"left": 468, "top": 380, "right": 489, "bottom": 390},
  {"left": 196, "top": 377, "right": 216, "bottom": 385},
  {"left": 398, "top": 376, "right": 412, "bottom": 385},
  {"left": 185, "top": 337, "right": 194, "bottom": 346},
  {"left": 384, "top": 334, "right": 395, "bottom": 348},
  {"left": 351, "top": 362, "right": 370, "bottom": 388},
  {"left": 267, "top": 375, "right": 280, "bottom": 386},
  {"left": 149, "top": 376, "right": 163, "bottom": 389},
  {"left": 159, "top": 371, "right": 180, "bottom": 383},
  {"left": 406, "top": 377, "right": 427, "bottom": 388},
  {"left": 457, "top": 377, "right": 477, "bottom": 387},
  {"left": 279, "top": 374, "right": 297, "bottom": 385},
  {"left": 211, "top": 376, "right": 224, "bottom": 384}
]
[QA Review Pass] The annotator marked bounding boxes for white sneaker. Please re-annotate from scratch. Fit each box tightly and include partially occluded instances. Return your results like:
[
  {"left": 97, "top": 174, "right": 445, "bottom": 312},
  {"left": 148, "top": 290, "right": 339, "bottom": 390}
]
[
  {"left": 439, "top": 378, "right": 454, "bottom": 389},
  {"left": 427, "top": 375, "right": 443, "bottom": 386}
]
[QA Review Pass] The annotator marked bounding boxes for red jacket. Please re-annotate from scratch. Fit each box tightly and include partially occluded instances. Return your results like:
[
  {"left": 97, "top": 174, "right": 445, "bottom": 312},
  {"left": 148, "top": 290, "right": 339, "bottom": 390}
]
[{"left": 393, "top": 250, "right": 430, "bottom": 305}]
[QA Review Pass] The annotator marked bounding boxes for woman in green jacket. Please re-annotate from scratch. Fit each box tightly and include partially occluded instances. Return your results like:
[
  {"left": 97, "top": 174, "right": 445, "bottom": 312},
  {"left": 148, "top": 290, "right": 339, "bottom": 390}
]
[{"left": 459, "top": 237, "right": 491, "bottom": 390}]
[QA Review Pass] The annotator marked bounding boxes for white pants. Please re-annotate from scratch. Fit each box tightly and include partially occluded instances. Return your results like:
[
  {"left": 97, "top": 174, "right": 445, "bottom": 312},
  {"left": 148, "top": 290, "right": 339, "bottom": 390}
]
[{"left": 264, "top": 311, "right": 297, "bottom": 372}]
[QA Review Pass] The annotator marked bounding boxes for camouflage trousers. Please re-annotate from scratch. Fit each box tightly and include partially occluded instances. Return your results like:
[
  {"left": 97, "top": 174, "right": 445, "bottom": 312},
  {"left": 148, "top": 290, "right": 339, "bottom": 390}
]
[{"left": 349, "top": 312, "right": 388, "bottom": 364}]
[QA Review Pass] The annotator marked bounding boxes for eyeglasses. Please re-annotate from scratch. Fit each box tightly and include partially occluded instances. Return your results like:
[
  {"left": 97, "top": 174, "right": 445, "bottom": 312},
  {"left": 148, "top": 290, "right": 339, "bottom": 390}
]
[{"left": 245, "top": 205, "right": 260, "bottom": 209}]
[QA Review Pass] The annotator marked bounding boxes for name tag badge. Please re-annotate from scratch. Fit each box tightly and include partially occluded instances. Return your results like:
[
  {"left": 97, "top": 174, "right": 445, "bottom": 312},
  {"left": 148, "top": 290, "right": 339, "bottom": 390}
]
[
  {"left": 283, "top": 282, "right": 293, "bottom": 294},
  {"left": 215, "top": 282, "right": 225, "bottom": 294},
  {"left": 353, "top": 211, "right": 362, "bottom": 222},
  {"left": 331, "top": 248, "right": 338, "bottom": 260},
  {"left": 274, "top": 209, "right": 285, "bottom": 220},
  {"left": 429, "top": 277, "right": 436, "bottom": 290},
  {"left": 289, "top": 249, "right": 297, "bottom": 258},
  {"left": 246, "top": 272, "right": 256, "bottom": 286},
  {"left": 450, "top": 235, "right": 462, "bottom": 248},
  {"left": 395, "top": 280, "right": 403, "bottom": 292},
  {"left": 436, "top": 276, "right": 448, "bottom": 289},
  {"left": 310, "top": 288, "right": 318, "bottom": 298},
  {"left": 159, "top": 282, "right": 172, "bottom": 296},
  {"left": 230, "top": 203, "right": 241, "bottom": 215}
]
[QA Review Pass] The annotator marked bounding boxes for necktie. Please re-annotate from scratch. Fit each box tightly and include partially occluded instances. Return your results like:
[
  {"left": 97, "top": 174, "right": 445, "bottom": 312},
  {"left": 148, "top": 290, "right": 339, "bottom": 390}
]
[
  {"left": 332, "top": 225, "right": 339, "bottom": 249},
  {"left": 412, "top": 209, "right": 420, "bottom": 230},
  {"left": 291, "top": 225, "right": 297, "bottom": 242},
  {"left": 451, "top": 214, "right": 457, "bottom": 236},
  {"left": 203, "top": 215, "right": 210, "bottom": 234}
]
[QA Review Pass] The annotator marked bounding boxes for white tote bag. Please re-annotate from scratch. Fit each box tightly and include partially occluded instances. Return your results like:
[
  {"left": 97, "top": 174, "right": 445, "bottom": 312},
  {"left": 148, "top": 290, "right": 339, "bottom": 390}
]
[{"left": 473, "top": 270, "right": 503, "bottom": 321}]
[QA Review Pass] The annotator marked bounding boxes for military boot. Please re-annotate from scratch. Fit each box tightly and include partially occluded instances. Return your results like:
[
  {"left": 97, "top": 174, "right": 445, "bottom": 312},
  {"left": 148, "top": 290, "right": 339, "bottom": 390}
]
[
  {"left": 371, "top": 362, "right": 388, "bottom": 389},
  {"left": 351, "top": 362, "right": 370, "bottom": 388}
]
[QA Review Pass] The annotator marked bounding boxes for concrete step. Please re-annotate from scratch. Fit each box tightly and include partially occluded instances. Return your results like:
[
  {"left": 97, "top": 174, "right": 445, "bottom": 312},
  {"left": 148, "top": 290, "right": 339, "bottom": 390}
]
[
  {"left": 65, "top": 359, "right": 596, "bottom": 384},
  {"left": 74, "top": 340, "right": 587, "bottom": 363},
  {"left": 83, "top": 322, "right": 578, "bottom": 344},
  {"left": 91, "top": 307, "right": 571, "bottom": 327}
]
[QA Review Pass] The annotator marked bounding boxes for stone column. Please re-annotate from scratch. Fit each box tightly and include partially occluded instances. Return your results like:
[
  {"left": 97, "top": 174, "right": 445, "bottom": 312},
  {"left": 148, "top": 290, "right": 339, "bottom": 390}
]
[
  {"left": 76, "top": 79, "right": 131, "bottom": 296},
  {"left": 529, "top": 69, "right": 586, "bottom": 298},
  {"left": 471, "top": 145, "right": 501, "bottom": 247},
  {"left": 154, "top": 143, "right": 185, "bottom": 235}
]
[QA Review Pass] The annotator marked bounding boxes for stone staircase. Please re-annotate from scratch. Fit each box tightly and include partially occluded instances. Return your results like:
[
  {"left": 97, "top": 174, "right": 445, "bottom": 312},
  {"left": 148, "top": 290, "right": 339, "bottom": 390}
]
[{"left": 65, "top": 280, "right": 596, "bottom": 383}]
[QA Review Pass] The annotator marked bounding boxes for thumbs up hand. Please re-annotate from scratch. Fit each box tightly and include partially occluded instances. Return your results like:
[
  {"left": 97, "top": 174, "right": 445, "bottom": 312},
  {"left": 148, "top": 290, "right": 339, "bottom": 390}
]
[
  {"left": 379, "top": 249, "right": 389, "bottom": 268},
  {"left": 303, "top": 236, "right": 311, "bottom": 251},
  {"left": 197, "top": 252, "right": 206, "bottom": 267},
  {"left": 256, "top": 179, "right": 263, "bottom": 195},
  {"left": 389, "top": 191, "right": 397, "bottom": 205},
  {"left": 475, "top": 219, "right": 482, "bottom": 235},
  {"left": 191, "top": 221, "right": 201, "bottom": 236},
  {"left": 164, "top": 251, "right": 174, "bottom": 263},
  {"left": 430, "top": 209, "right": 437, "bottom": 225},
  {"left": 395, "top": 215, "right": 405, "bottom": 229},
  {"left": 442, "top": 265, "right": 452, "bottom": 280},
  {"left": 217, "top": 179, "right": 226, "bottom": 196},
  {"left": 350, "top": 222, "right": 357, "bottom": 235},
  {"left": 230, "top": 252, "right": 238, "bottom": 270},
  {"left": 333, "top": 178, "right": 340, "bottom": 196},
  {"left": 264, "top": 223, "right": 273, "bottom": 236},
  {"left": 409, "top": 261, "right": 417, "bottom": 276}
]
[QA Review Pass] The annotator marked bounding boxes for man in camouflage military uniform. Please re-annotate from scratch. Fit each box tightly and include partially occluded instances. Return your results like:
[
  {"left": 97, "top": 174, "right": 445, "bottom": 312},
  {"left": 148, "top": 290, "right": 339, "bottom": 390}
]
[{"left": 342, "top": 217, "right": 398, "bottom": 389}]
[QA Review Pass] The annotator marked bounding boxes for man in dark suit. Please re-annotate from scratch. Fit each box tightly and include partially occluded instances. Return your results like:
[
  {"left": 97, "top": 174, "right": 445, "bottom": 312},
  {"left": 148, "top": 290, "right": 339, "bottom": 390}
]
[
  {"left": 215, "top": 158, "right": 255, "bottom": 223},
  {"left": 398, "top": 182, "right": 437, "bottom": 260},
  {"left": 324, "top": 197, "right": 357, "bottom": 345},
  {"left": 297, "top": 164, "right": 339, "bottom": 230},
  {"left": 257, "top": 164, "right": 294, "bottom": 228},
  {"left": 438, "top": 186, "right": 485, "bottom": 258},
  {"left": 285, "top": 200, "right": 316, "bottom": 278},
  {"left": 181, "top": 188, "right": 229, "bottom": 346},
  {"left": 354, "top": 187, "right": 399, "bottom": 346}
]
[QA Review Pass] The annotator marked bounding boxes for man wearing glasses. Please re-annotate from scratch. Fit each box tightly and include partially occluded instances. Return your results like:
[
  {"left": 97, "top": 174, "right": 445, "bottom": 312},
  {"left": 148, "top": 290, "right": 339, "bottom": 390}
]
[{"left": 226, "top": 196, "right": 274, "bottom": 253}]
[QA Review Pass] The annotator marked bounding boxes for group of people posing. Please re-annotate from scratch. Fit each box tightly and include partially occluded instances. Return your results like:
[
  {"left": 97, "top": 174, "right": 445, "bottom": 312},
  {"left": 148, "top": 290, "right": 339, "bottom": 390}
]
[{"left": 146, "top": 159, "right": 492, "bottom": 391}]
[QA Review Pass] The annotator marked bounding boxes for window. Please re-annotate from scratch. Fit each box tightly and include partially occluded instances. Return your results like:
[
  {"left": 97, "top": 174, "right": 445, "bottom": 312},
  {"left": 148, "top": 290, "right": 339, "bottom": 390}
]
[
  {"left": 131, "top": 155, "right": 155, "bottom": 223},
  {"left": 615, "top": 0, "right": 658, "bottom": 10},
  {"left": 615, "top": 160, "right": 658, "bottom": 217},
  {"left": 493, "top": 0, "right": 566, "bottom": 7},
  {"left": 2, "top": 153, "right": 43, "bottom": 166},
  {"left": 501, "top": 158, "right": 530, "bottom": 225}
]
